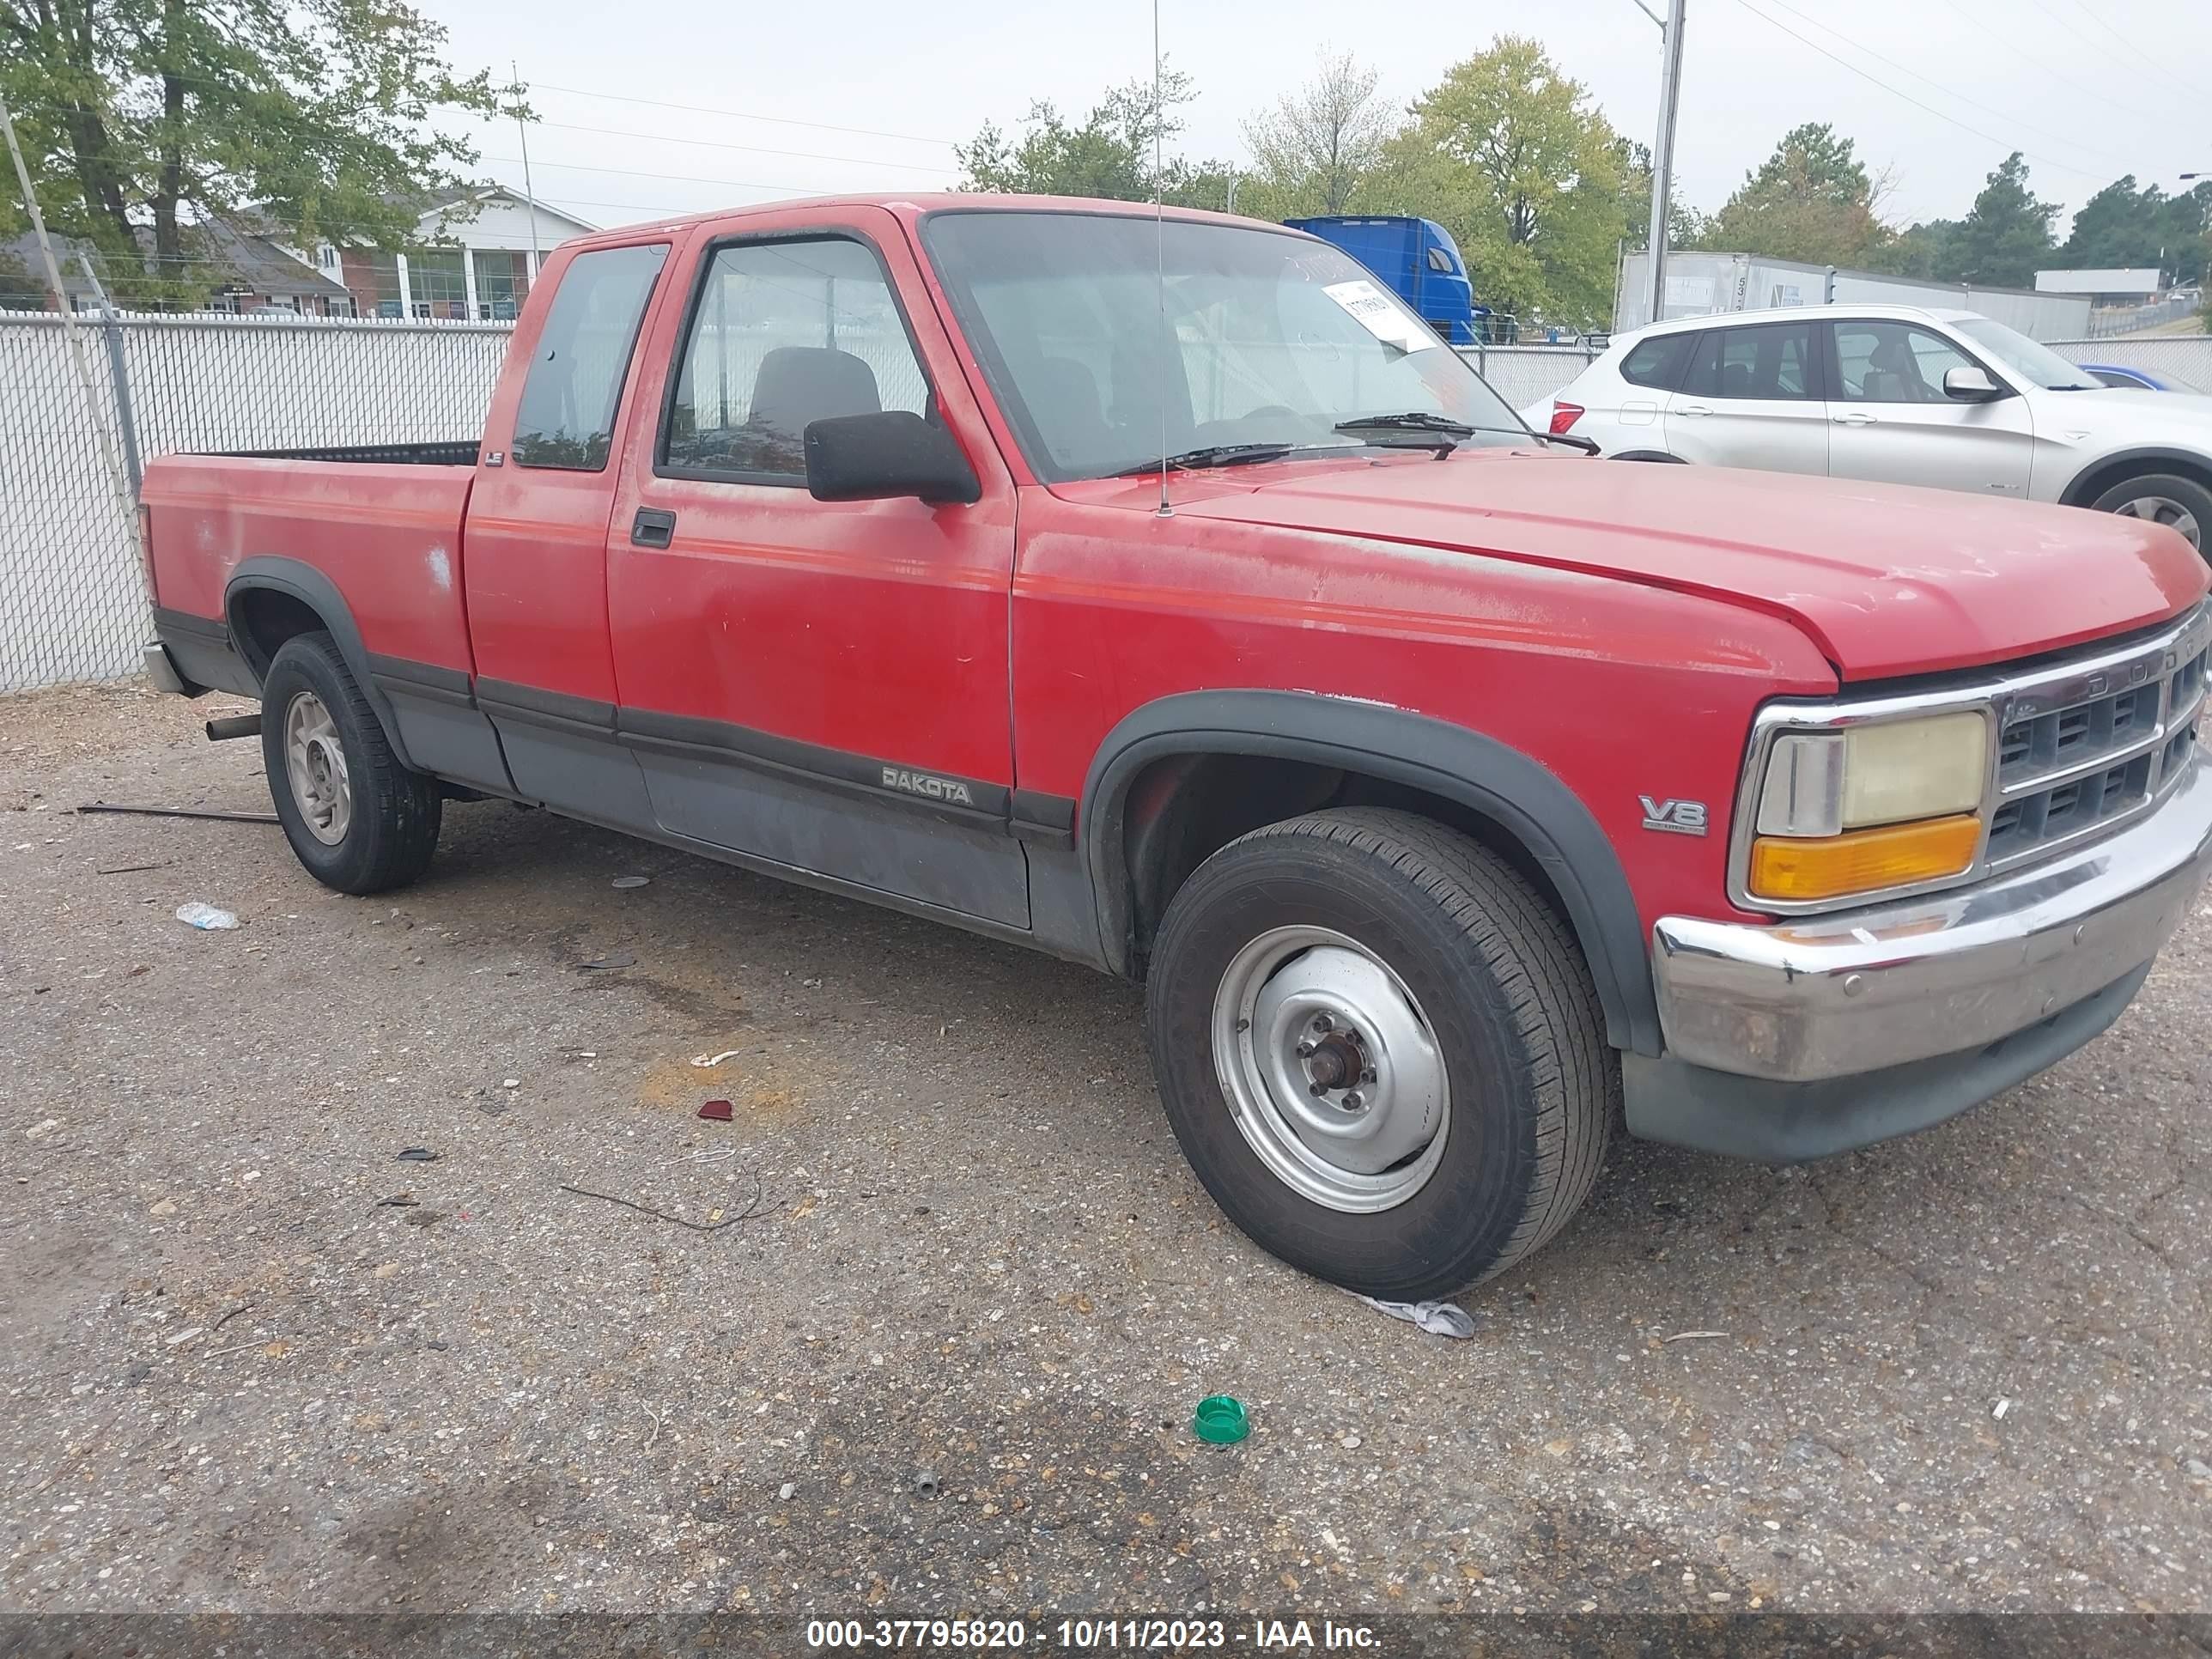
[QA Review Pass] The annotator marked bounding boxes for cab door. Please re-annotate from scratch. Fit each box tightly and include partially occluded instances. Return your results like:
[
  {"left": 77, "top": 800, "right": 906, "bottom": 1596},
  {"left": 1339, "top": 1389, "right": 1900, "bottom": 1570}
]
[
  {"left": 1662, "top": 319, "right": 1830, "bottom": 476},
  {"left": 464, "top": 240, "right": 673, "bottom": 822},
  {"left": 1822, "top": 319, "right": 2034, "bottom": 499},
  {"left": 604, "top": 208, "right": 1026, "bottom": 926}
]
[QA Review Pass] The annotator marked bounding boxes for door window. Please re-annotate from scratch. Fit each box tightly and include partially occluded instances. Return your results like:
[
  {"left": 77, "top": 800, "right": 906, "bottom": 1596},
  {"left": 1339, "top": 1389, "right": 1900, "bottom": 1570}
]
[
  {"left": 511, "top": 244, "right": 669, "bottom": 470},
  {"left": 1829, "top": 321, "right": 1974, "bottom": 404},
  {"left": 1682, "top": 322, "right": 1818, "bottom": 401},
  {"left": 662, "top": 236, "right": 932, "bottom": 483},
  {"left": 1620, "top": 331, "right": 1695, "bottom": 391}
]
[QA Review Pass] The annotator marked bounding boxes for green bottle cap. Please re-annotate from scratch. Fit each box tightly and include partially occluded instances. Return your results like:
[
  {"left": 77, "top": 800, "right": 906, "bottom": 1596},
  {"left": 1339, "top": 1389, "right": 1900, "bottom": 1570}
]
[{"left": 1193, "top": 1395, "right": 1249, "bottom": 1443}]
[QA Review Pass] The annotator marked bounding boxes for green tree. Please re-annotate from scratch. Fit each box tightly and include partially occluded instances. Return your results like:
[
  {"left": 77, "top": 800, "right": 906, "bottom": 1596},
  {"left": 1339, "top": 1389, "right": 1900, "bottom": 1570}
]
[
  {"left": 1948, "top": 152, "right": 2057, "bottom": 287},
  {"left": 0, "top": 0, "right": 504, "bottom": 305},
  {"left": 1708, "top": 123, "right": 1895, "bottom": 266},
  {"left": 1372, "top": 37, "right": 1631, "bottom": 327},
  {"left": 1619, "top": 137, "right": 1714, "bottom": 251},
  {"left": 2057, "top": 173, "right": 2212, "bottom": 284},
  {"left": 1886, "top": 217, "right": 1965, "bottom": 281},
  {"left": 2166, "top": 180, "right": 2212, "bottom": 288},
  {"left": 956, "top": 69, "right": 1194, "bottom": 202},
  {"left": 2060, "top": 175, "right": 2167, "bottom": 270},
  {"left": 1241, "top": 51, "right": 1395, "bottom": 217}
]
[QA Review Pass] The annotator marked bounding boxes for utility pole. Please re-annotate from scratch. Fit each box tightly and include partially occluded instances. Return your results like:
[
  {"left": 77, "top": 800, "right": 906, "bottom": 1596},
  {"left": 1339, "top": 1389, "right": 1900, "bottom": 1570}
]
[
  {"left": 1643, "top": 0, "right": 1687, "bottom": 331},
  {"left": 512, "top": 62, "right": 541, "bottom": 281}
]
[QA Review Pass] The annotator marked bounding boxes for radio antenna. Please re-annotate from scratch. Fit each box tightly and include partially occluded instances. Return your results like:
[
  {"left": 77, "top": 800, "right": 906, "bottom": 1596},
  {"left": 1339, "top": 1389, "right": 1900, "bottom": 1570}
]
[{"left": 1152, "top": 0, "right": 1171, "bottom": 518}]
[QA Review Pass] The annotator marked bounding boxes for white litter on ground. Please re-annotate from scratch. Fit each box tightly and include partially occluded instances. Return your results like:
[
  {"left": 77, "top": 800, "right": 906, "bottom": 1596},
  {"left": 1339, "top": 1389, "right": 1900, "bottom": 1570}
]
[{"left": 1344, "top": 1291, "right": 1479, "bottom": 1339}]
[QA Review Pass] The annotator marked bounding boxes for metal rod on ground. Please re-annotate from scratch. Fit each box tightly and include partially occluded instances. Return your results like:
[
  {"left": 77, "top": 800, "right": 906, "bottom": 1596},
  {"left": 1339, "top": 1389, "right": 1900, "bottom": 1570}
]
[
  {"left": 77, "top": 802, "right": 280, "bottom": 824},
  {"left": 0, "top": 95, "right": 146, "bottom": 581},
  {"left": 1644, "top": 0, "right": 1687, "bottom": 331},
  {"left": 77, "top": 255, "right": 143, "bottom": 499}
]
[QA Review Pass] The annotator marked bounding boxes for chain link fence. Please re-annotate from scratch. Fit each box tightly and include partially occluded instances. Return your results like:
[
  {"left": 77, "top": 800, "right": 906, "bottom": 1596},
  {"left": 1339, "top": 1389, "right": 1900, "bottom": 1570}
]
[
  {"left": 1457, "top": 343, "right": 1605, "bottom": 414},
  {"left": 2046, "top": 334, "right": 2212, "bottom": 390},
  {"left": 5, "top": 314, "right": 2210, "bottom": 697},
  {"left": 2084, "top": 295, "right": 2205, "bottom": 338},
  {"left": 1, "top": 309, "right": 512, "bottom": 694}
]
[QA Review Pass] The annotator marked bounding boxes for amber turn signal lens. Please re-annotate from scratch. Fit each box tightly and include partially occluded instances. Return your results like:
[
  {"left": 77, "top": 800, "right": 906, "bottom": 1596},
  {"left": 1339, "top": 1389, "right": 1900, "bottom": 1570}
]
[{"left": 1749, "top": 814, "right": 1980, "bottom": 902}]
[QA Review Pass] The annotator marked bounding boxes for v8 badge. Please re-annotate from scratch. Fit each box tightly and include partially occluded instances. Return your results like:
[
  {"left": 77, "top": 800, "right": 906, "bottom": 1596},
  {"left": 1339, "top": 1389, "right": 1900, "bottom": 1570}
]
[{"left": 1639, "top": 795, "right": 1708, "bottom": 836}]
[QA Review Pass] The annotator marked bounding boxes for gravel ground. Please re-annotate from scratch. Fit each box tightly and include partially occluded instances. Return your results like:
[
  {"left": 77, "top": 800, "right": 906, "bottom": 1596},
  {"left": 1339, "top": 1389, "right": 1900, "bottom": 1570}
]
[{"left": 3, "top": 683, "right": 2209, "bottom": 1622}]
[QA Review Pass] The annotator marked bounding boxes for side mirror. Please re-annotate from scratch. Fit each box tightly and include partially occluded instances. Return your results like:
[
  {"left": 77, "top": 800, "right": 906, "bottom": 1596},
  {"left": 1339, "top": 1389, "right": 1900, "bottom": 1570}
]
[
  {"left": 803, "top": 411, "right": 980, "bottom": 505},
  {"left": 1942, "top": 365, "right": 2003, "bottom": 402}
]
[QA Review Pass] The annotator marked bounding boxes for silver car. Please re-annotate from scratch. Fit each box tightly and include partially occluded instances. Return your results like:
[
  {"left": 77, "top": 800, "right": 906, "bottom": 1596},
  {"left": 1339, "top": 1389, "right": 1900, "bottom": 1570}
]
[{"left": 1524, "top": 304, "right": 2212, "bottom": 552}]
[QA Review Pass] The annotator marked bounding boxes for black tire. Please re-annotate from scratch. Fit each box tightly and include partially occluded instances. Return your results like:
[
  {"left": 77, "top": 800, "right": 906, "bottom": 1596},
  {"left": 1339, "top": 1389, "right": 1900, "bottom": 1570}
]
[
  {"left": 1145, "top": 808, "right": 1615, "bottom": 1299},
  {"left": 2088, "top": 471, "right": 2211, "bottom": 556},
  {"left": 260, "top": 632, "right": 441, "bottom": 895}
]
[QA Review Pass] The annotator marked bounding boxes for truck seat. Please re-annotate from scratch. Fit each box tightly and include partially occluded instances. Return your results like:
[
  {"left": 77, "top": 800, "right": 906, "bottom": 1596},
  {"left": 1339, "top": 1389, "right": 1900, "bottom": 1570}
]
[
  {"left": 750, "top": 347, "right": 884, "bottom": 442},
  {"left": 1031, "top": 356, "right": 1115, "bottom": 467}
]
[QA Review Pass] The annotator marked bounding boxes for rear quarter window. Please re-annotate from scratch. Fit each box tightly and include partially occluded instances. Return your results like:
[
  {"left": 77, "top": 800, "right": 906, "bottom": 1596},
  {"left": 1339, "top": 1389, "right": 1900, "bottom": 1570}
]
[
  {"left": 1620, "top": 331, "right": 1694, "bottom": 391},
  {"left": 512, "top": 243, "right": 670, "bottom": 471}
]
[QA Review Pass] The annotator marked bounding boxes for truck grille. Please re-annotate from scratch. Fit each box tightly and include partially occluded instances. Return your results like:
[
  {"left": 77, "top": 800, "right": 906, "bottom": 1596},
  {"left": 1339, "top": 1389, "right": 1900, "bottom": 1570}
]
[{"left": 1984, "top": 627, "right": 2209, "bottom": 868}]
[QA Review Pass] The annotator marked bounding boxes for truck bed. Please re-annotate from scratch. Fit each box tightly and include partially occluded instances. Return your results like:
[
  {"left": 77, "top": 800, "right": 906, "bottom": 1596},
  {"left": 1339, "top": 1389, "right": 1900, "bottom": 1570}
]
[{"left": 142, "top": 452, "right": 480, "bottom": 679}]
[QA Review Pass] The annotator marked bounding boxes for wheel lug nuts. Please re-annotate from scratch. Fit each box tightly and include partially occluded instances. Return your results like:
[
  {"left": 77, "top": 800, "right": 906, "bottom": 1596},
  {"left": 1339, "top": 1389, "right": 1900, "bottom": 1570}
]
[
  {"left": 1297, "top": 1042, "right": 1316, "bottom": 1058},
  {"left": 1361, "top": 1068, "right": 1376, "bottom": 1085},
  {"left": 1312, "top": 1014, "right": 1334, "bottom": 1033},
  {"left": 1343, "top": 1092, "right": 1364, "bottom": 1111}
]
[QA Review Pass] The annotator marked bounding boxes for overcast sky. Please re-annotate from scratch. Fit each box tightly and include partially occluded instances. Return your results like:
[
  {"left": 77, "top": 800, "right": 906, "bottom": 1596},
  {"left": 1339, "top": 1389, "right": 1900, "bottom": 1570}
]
[{"left": 429, "top": 0, "right": 2211, "bottom": 242}]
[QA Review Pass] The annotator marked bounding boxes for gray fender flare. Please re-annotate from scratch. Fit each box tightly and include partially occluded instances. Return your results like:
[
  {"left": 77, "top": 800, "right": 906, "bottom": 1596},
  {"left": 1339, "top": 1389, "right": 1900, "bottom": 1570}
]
[
  {"left": 1079, "top": 690, "right": 1660, "bottom": 1055},
  {"left": 224, "top": 556, "right": 422, "bottom": 773}
]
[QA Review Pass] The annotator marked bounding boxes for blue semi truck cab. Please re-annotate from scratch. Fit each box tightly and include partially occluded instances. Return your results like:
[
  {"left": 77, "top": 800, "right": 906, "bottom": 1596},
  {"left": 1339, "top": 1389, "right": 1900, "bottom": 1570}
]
[{"left": 1283, "top": 215, "right": 1484, "bottom": 344}]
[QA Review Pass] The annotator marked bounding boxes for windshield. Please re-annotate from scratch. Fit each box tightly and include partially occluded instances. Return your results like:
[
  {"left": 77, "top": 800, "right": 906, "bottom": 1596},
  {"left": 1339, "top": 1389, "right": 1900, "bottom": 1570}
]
[
  {"left": 1954, "top": 317, "right": 2099, "bottom": 391},
  {"left": 921, "top": 210, "right": 1528, "bottom": 483}
]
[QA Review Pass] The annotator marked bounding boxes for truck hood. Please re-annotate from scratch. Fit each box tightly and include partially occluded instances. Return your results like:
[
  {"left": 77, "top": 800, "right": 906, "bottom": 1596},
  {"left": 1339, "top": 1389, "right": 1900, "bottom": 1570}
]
[{"left": 1058, "top": 451, "right": 2208, "bottom": 679}]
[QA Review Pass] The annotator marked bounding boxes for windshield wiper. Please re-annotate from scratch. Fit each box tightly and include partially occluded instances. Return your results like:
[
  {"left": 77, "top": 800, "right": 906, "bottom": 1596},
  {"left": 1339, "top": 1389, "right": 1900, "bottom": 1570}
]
[
  {"left": 1114, "top": 443, "right": 1289, "bottom": 477},
  {"left": 1114, "top": 442, "right": 1344, "bottom": 477},
  {"left": 1343, "top": 416, "right": 1600, "bottom": 456},
  {"left": 1334, "top": 411, "right": 1480, "bottom": 438}
]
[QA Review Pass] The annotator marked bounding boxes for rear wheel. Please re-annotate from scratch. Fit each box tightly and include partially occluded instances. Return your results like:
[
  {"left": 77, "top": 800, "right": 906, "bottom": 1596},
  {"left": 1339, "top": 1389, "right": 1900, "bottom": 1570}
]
[
  {"left": 1144, "top": 808, "right": 1615, "bottom": 1299},
  {"left": 260, "top": 632, "right": 441, "bottom": 894},
  {"left": 2090, "top": 471, "right": 2209, "bottom": 554}
]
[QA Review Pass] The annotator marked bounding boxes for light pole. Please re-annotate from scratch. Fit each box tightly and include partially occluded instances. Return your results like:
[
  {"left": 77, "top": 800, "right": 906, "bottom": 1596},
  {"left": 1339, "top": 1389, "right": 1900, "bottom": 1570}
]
[{"left": 1632, "top": 0, "right": 1687, "bottom": 330}]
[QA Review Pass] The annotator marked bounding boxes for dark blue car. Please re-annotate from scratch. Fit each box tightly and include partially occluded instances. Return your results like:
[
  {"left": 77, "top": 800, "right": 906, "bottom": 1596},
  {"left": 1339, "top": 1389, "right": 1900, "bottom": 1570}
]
[{"left": 2079, "top": 362, "right": 2205, "bottom": 393}]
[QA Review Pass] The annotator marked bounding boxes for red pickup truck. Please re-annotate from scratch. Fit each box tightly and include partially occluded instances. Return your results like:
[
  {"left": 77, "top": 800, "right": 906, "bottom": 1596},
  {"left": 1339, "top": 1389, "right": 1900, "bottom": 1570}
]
[{"left": 141, "top": 196, "right": 2212, "bottom": 1299}]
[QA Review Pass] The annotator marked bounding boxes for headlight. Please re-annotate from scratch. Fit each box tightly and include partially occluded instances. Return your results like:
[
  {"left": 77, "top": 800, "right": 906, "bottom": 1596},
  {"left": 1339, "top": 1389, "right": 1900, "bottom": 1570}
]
[{"left": 1747, "top": 711, "right": 1990, "bottom": 902}]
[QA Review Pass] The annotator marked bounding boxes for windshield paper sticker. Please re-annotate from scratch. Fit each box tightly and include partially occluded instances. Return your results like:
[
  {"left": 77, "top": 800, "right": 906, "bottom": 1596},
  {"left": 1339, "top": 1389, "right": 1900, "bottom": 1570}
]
[{"left": 1323, "top": 279, "right": 1439, "bottom": 353}]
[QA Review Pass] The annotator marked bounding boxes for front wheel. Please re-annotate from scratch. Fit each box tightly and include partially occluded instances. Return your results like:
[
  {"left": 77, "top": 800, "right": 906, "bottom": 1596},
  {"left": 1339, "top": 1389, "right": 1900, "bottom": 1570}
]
[
  {"left": 2090, "top": 471, "right": 2209, "bottom": 555},
  {"left": 260, "top": 632, "right": 442, "bottom": 895},
  {"left": 1144, "top": 808, "right": 1616, "bottom": 1299}
]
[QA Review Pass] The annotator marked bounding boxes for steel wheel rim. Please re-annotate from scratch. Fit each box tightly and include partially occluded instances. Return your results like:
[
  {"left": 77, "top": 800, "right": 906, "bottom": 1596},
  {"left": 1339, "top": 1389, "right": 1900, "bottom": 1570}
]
[
  {"left": 2112, "top": 494, "right": 2203, "bottom": 550},
  {"left": 1210, "top": 925, "right": 1450, "bottom": 1213},
  {"left": 283, "top": 690, "right": 351, "bottom": 846}
]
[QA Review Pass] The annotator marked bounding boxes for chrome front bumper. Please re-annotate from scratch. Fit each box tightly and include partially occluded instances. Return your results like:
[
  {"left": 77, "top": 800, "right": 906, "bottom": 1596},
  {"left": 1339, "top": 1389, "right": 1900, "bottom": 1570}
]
[{"left": 1652, "top": 749, "right": 2212, "bottom": 1083}]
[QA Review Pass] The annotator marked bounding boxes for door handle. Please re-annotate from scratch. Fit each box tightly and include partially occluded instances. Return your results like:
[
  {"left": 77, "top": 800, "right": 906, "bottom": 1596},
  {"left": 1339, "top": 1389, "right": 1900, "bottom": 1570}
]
[
  {"left": 1832, "top": 411, "right": 1878, "bottom": 426},
  {"left": 631, "top": 507, "right": 677, "bottom": 549},
  {"left": 1674, "top": 403, "right": 1713, "bottom": 417}
]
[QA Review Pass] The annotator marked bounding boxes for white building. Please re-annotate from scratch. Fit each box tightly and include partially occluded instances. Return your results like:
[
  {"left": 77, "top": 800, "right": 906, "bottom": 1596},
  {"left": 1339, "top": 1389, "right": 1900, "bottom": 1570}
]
[{"left": 276, "top": 185, "right": 598, "bottom": 320}]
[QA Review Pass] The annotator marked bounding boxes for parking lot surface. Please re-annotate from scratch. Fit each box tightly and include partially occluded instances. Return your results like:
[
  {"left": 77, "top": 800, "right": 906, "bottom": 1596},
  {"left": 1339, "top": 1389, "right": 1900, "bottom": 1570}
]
[{"left": 3, "top": 685, "right": 2209, "bottom": 1619}]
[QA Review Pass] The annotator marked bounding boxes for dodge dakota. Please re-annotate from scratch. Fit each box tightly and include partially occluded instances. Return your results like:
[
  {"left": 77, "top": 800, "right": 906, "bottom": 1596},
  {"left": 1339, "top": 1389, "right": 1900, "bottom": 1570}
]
[{"left": 140, "top": 196, "right": 2212, "bottom": 1298}]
